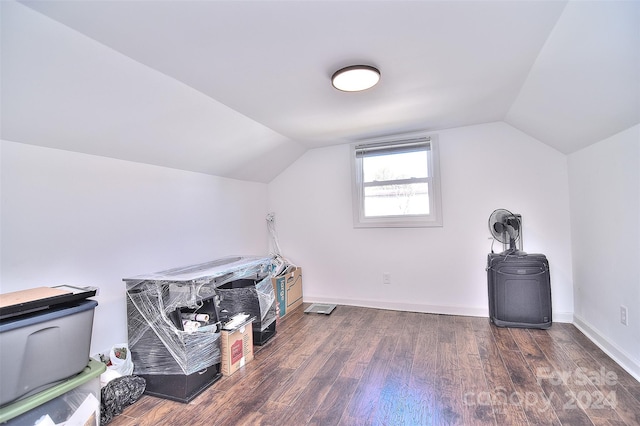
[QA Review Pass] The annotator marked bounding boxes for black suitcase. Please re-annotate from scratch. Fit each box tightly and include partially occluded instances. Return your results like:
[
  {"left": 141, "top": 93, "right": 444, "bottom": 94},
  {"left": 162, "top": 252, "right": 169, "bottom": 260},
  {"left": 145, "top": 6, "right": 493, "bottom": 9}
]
[{"left": 487, "top": 252, "right": 552, "bottom": 329}]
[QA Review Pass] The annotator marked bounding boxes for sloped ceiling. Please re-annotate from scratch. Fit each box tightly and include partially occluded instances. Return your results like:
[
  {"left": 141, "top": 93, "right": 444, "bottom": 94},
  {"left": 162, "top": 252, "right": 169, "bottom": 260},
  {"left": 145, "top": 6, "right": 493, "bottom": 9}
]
[{"left": 1, "top": 1, "right": 638, "bottom": 182}]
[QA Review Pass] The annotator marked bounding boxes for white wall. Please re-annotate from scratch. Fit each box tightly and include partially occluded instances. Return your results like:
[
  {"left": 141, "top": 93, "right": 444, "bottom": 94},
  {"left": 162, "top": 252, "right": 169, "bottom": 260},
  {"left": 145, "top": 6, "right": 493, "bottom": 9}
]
[
  {"left": 1, "top": 140, "right": 269, "bottom": 354},
  {"left": 568, "top": 124, "right": 640, "bottom": 380},
  {"left": 268, "top": 122, "right": 573, "bottom": 320}
]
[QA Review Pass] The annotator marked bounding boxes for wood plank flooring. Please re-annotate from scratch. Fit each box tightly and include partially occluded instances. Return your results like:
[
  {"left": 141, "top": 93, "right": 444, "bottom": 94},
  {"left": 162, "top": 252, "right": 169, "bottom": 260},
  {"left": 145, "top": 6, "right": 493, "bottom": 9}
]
[{"left": 109, "top": 305, "right": 640, "bottom": 425}]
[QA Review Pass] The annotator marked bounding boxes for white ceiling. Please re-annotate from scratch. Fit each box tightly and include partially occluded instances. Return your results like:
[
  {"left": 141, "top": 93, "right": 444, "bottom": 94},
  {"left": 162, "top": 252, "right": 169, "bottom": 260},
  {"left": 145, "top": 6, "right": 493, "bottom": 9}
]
[{"left": 2, "top": 1, "right": 639, "bottom": 182}]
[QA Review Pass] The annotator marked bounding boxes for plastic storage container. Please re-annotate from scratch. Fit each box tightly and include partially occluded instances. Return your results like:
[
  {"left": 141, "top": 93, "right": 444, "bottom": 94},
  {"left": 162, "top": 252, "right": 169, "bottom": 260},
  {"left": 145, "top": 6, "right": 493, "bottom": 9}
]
[
  {"left": 0, "top": 359, "right": 105, "bottom": 425},
  {"left": 0, "top": 299, "right": 98, "bottom": 406}
]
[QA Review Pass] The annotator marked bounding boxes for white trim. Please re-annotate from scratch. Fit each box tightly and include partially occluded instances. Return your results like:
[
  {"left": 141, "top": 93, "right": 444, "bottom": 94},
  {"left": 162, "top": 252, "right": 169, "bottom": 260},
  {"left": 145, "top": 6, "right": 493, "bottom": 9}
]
[
  {"left": 573, "top": 315, "right": 640, "bottom": 382},
  {"left": 305, "top": 295, "right": 488, "bottom": 317},
  {"left": 350, "top": 132, "right": 443, "bottom": 228},
  {"left": 303, "top": 296, "right": 575, "bottom": 324},
  {"left": 553, "top": 311, "right": 574, "bottom": 323}
]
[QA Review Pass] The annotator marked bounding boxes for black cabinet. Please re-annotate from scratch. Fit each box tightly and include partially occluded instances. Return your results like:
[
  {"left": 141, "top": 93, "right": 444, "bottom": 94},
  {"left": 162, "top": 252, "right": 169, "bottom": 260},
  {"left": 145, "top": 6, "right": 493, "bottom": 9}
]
[{"left": 126, "top": 286, "right": 222, "bottom": 403}]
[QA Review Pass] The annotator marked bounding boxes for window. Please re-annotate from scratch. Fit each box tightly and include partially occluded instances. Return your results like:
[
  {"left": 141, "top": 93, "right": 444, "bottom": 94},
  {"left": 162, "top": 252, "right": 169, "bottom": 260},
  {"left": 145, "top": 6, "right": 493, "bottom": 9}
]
[{"left": 351, "top": 134, "right": 442, "bottom": 228}]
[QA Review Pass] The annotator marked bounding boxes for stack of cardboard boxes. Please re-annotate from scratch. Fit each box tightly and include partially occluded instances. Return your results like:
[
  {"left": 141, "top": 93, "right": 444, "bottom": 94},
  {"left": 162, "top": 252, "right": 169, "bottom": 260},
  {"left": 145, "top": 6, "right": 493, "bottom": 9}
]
[{"left": 271, "top": 266, "right": 303, "bottom": 319}]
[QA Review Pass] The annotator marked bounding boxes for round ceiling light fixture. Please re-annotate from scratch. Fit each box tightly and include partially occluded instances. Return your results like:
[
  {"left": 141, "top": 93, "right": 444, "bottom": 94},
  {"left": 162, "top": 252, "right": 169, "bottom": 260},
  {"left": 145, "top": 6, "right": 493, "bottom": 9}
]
[{"left": 331, "top": 65, "right": 380, "bottom": 92}]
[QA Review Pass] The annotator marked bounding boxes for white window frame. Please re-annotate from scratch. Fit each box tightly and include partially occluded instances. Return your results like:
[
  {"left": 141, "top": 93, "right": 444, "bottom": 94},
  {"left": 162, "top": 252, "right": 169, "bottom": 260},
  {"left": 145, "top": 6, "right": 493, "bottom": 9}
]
[{"left": 351, "top": 133, "right": 443, "bottom": 228}]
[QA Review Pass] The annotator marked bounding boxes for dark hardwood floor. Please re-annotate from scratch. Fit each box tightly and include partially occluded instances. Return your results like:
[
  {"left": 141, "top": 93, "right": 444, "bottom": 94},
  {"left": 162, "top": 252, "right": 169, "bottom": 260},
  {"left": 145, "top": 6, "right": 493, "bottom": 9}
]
[{"left": 109, "top": 304, "right": 640, "bottom": 425}]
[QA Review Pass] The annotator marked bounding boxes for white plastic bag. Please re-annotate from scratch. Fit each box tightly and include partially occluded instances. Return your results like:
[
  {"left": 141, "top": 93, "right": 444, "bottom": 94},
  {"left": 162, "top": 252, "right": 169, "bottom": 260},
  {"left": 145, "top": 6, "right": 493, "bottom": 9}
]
[{"left": 108, "top": 343, "right": 134, "bottom": 376}]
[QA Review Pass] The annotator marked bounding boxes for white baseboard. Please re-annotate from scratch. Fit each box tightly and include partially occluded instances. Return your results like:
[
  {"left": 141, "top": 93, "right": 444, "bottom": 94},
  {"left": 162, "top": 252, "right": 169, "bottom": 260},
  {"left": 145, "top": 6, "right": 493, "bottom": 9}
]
[
  {"left": 304, "top": 296, "right": 574, "bottom": 324},
  {"left": 305, "top": 296, "right": 488, "bottom": 317},
  {"left": 553, "top": 312, "right": 574, "bottom": 323},
  {"left": 573, "top": 315, "right": 640, "bottom": 382}
]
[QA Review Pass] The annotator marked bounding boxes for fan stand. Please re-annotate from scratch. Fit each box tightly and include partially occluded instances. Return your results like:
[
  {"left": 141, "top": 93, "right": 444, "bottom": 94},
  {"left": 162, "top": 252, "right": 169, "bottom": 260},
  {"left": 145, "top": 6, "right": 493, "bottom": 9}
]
[{"left": 504, "top": 237, "right": 525, "bottom": 256}]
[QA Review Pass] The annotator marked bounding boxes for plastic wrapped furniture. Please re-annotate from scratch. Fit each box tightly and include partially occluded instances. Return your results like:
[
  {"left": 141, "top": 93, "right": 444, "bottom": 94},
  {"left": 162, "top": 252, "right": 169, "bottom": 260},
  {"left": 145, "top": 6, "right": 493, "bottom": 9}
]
[
  {"left": 123, "top": 255, "right": 276, "bottom": 402},
  {"left": 216, "top": 275, "right": 277, "bottom": 345}
]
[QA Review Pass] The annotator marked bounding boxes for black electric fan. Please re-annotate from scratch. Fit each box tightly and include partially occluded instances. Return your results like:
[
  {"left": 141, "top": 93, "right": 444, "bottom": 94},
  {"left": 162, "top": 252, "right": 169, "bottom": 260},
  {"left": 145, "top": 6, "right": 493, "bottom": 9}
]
[{"left": 488, "top": 209, "right": 522, "bottom": 254}]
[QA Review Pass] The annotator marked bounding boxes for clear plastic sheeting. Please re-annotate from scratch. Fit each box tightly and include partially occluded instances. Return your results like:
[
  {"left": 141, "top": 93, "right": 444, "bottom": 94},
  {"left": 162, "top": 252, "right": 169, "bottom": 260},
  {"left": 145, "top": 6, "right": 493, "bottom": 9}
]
[
  {"left": 266, "top": 212, "right": 281, "bottom": 256},
  {"left": 216, "top": 276, "right": 277, "bottom": 332},
  {"left": 123, "top": 255, "right": 274, "bottom": 376},
  {"left": 271, "top": 254, "right": 297, "bottom": 277},
  {"left": 255, "top": 276, "right": 277, "bottom": 328},
  {"left": 125, "top": 285, "right": 221, "bottom": 376}
]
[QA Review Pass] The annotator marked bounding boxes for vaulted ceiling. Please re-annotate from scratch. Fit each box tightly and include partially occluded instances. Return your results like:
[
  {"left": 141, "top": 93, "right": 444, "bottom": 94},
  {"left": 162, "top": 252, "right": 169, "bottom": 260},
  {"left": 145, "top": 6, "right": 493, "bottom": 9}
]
[{"left": 2, "top": 1, "right": 638, "bottom": 182}]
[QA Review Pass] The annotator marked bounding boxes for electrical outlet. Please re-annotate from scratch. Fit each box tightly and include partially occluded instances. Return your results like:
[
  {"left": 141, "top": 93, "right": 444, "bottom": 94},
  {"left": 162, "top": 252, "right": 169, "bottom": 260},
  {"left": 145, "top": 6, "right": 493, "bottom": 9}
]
[
  {"left": 383, "top": 273, "right": 391, "bottom": 285},
  {"left": 620, "top": 305, "right": 628, "bottom": 326}
]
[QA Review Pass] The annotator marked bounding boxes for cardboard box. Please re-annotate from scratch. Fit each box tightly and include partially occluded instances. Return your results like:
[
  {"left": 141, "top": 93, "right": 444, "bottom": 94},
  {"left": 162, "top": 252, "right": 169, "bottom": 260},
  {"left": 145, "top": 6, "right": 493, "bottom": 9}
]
[
  {"left": 220, "top": 321, "right": 254, "bottom": 376},
  {"left": 271, "top": 267, "right": 303, "bottom": 318}
]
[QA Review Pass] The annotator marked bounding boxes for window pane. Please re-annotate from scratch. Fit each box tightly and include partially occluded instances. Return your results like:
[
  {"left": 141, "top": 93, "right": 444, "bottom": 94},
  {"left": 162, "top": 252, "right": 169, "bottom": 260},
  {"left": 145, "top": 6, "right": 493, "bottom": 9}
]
[
  {"left": 364, "top": 183, "right": 430, "bottom": 217},
  {"left": 363, "top": 150, "right": 428, "bottom": 183}
]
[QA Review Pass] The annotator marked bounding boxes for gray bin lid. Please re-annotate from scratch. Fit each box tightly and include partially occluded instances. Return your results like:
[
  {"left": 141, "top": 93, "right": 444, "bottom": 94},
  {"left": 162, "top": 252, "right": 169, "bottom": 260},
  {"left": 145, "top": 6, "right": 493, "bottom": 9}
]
[{"left": 0, "top": 299, "right": 98, "bottom": 333}]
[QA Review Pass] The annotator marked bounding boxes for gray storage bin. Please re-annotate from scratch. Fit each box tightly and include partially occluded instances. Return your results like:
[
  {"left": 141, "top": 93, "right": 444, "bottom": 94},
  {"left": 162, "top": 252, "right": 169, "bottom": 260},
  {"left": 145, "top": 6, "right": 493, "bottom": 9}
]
[{"left": 0, "top": 299, "right": 98, "bottom": 406}]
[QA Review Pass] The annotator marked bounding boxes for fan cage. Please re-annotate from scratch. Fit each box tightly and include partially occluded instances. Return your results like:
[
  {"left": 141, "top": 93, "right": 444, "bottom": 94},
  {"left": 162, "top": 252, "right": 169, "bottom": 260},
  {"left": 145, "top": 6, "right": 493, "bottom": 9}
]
[{"left": 488, "top": 210, "right": 523, "bottom": 253}]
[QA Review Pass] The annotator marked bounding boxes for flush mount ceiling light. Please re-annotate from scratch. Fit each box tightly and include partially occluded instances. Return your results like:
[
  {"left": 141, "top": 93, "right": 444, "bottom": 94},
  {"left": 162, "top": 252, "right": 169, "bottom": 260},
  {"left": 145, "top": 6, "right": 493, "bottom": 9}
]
[{"left": 331, "top": 65, "right": 380, "bottom": 92}]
